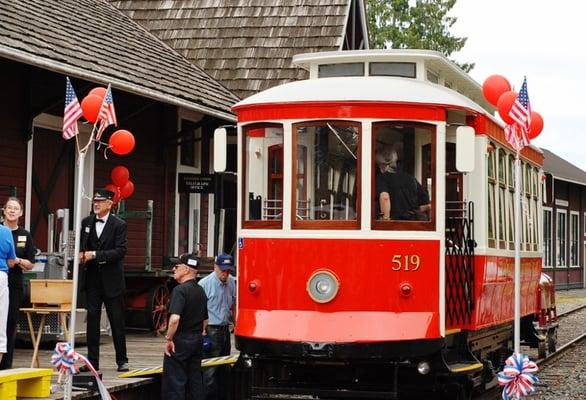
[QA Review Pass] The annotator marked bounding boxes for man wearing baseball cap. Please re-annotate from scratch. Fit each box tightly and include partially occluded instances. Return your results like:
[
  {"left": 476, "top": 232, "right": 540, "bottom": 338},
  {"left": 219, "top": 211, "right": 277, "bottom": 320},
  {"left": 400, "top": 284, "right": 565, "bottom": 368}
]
[
  {"left": 198, "top": 253, "right": 236, "bottom": 400},
  {"left": 162, "top": 253, "right": 208, "bottom": 400}
]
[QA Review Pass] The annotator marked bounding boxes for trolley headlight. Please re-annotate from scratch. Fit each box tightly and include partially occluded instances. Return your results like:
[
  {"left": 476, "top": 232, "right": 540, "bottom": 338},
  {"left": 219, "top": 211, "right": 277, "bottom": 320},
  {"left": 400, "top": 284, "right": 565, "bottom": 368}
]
[
  {"left": 307, "top": 270, "right": 339, "bottom": 303},
  {"left": 417, "top": 361, "right": 431, "bottom": 375}
]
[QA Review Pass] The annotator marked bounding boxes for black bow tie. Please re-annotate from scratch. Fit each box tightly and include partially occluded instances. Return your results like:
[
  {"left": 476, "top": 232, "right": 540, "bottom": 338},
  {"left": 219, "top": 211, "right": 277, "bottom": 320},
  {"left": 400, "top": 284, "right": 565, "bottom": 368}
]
[{"left": 96, "top": 218, "right": 105, "bottom": 224}]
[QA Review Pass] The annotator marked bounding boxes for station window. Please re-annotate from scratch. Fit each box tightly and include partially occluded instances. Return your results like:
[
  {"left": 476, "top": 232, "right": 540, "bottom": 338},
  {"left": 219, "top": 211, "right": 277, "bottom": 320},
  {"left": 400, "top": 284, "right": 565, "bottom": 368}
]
[
  {"left": 372, "top": 122, "right": 435, "bottom": 231},
  {"left": 292, "top": 121, "right": 360, "bottom": 229},
  {"left": 570, "top": 212, "right": 579, "bottom": 266},
  {"left": 556, "top": 210, "right": 567, "bottom": 267},
  {"left": 318, "top": 63, "right": 364, "bottom": 78},
  {"left": 369, "top": 62, "right": 416, "bottom": 78},
  {"left": 242, "top": 123, "right": 284, "bottom": 228}
]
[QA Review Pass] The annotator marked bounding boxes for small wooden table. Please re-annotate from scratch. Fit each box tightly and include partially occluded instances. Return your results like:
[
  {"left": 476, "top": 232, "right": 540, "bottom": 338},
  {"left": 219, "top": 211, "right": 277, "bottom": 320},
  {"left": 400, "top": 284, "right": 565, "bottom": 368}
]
[{"left": 19, "top": 307, "right": 72, "bottom": 368}]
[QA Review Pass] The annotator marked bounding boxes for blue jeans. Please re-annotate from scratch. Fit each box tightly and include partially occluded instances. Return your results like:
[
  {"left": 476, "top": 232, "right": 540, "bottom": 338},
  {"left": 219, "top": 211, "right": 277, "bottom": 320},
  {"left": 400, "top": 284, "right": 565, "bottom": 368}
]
[{"left": 203, "top": 325, "right": 231, "bottom": 400}]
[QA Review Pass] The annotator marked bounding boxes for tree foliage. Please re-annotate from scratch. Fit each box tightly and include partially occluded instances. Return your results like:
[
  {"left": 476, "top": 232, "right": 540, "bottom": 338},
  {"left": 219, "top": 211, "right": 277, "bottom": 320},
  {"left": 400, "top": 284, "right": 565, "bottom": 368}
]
[{"left": 366, "top": 0, "right": 474, "bottom": 72}]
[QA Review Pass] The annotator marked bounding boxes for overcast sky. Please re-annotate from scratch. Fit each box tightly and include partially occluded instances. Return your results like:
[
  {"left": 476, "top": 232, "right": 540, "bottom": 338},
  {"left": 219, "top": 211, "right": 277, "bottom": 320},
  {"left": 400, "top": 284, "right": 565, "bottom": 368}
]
[{"left": 450, "top": 0, "right": 586, "bottom": 170}]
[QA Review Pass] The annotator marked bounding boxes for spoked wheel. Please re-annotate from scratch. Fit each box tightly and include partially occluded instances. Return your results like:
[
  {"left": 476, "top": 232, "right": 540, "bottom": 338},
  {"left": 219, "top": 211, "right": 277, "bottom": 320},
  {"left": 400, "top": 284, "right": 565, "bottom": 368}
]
[{"left": 146, "top": 284, "right": 169, "bottom": 332}]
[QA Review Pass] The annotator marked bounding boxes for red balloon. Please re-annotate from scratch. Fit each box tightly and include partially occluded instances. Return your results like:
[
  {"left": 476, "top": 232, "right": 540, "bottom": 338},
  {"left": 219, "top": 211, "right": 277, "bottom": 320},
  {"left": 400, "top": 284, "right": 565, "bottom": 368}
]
[
  {"left": 111, "top": 166, "right": 130, "bottom": 187},
  {"left": 497, "top": 91, "right": 518, "bottom": 125},
  {"left": 104, "top": 184, "right": 121, "bottom": 204},
  {"left": 109, "top": 130, "right": 135, "bottom": 155},
  {"left": 81, "top": 94, "right": 103, "bottom": 123},
  {"left": 482, "top": 75, "right": 511, "bottom": 106},
  {"left": 89, "top": 87, "right": 107, "bottom": 101},
  {"left": 120, "top": 180, "right": 135, "bottom": 199},
  {"left": 528, "top": 111, "right": 544, "bottom": 139}
]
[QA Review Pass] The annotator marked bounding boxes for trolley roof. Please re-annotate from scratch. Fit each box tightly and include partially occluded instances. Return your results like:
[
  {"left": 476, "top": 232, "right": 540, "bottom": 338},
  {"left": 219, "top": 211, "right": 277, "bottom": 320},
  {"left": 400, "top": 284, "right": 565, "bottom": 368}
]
[{"left": 234, "top": 49, "right": 493, "bottom": 114}]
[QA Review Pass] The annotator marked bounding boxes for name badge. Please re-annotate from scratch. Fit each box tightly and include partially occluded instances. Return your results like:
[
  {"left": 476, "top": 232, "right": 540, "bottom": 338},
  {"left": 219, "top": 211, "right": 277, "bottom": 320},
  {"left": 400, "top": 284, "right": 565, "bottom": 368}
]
[
  {"left": 85, "top": 227, "right": 90, "bottom": 233},
  {"left": 18, "top": 236, "right": 27, "bottom": 242}
]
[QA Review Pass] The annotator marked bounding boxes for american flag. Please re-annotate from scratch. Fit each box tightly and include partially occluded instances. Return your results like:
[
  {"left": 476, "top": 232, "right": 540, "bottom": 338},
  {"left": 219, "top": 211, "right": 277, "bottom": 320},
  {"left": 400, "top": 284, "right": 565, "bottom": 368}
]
[
  {"left": 96, "top": 84, "right": 117, "bottom": 141},
  {"left": 510, "top": 77, "right": 531, "bottom": 129},
  {"left": 505, "top": 77, "right": 531, "bottom": 150},
  {"left": 62, "top": 77, "right": 83, "bottom": 140}
]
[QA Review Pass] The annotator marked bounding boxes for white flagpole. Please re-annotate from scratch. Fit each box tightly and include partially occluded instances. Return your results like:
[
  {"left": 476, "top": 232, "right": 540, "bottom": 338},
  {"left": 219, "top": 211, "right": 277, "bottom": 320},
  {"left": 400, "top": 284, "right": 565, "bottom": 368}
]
[
  {"left": 514, "top": 152, "right": 522, "bottom": 353},
  {"left": 64, "top": 122, "right": 97, "bottom": 398},
  {"left": 64, "top": 149, "right": 86, "bottom": 399}
]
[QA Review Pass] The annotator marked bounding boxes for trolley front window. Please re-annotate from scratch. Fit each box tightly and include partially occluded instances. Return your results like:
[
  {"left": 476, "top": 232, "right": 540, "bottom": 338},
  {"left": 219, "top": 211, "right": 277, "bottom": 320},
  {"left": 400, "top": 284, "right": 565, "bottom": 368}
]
[
  {"left": 292, "top": 121, "right": 360, "bottom": 229},
  {"left": 242, "top": 123, "right": 284, "bottom": 229},
  {"left": 372, "top": 122, "right": 435, "bottom": 231}
]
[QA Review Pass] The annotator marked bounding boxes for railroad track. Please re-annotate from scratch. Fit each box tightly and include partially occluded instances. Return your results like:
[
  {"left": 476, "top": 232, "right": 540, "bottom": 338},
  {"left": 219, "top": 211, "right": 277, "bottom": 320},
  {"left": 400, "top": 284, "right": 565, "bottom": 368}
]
[
  {"left": 474, "top": 303, "right": 586, "bottom": 399},
  {"left": 556, "top": 303, "right": 586, "bottom": 319}
]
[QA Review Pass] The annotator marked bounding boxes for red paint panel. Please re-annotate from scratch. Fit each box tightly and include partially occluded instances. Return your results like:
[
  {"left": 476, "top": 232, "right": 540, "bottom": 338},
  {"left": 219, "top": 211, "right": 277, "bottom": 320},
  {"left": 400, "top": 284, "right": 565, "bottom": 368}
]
[
  {"left": 234, "top": 101, "right": 447, "bottom": 123},
  {"left": 237, "top": 309, "right": 438, "bottom": 342},
  {"left": 466, "top": 256, "right": 541, "bottom": 330},
  {"left": 235, "top": 237, "right": 441, "bottom": 342}
]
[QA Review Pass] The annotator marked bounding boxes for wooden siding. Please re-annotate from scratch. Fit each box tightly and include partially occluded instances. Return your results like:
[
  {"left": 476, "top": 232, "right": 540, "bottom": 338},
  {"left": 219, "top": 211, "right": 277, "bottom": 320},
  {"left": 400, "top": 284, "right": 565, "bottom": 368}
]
[{"left": 0, "top": 60, "right": 28, "bottom": 202}]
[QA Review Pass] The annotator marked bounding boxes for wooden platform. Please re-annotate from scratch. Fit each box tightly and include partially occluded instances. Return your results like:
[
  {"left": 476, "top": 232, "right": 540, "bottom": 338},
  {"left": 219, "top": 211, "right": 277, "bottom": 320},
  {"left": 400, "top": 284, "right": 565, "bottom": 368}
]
[{"left": 12, "top": 331, "right": 166, "bottom": 399}]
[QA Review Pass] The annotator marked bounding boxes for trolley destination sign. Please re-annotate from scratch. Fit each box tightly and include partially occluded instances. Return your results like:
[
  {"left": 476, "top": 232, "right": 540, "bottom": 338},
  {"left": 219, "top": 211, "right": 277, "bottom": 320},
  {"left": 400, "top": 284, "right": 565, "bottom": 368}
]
[{"left": 178, "top": 173, "right": 215, "bottom": 193}]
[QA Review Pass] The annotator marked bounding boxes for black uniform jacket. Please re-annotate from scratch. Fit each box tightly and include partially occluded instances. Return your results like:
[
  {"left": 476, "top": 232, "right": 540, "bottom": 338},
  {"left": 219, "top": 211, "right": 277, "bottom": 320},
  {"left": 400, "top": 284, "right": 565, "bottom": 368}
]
[{"left": 80, "top": 213, "right": 128, "bottom": 298}]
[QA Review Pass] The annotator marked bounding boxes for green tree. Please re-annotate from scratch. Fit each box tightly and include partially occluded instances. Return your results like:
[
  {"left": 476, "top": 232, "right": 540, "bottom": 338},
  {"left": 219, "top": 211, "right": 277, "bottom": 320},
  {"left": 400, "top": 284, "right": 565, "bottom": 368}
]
[{"left": 366, "top": 0, "right": 474, "bottom": 72}]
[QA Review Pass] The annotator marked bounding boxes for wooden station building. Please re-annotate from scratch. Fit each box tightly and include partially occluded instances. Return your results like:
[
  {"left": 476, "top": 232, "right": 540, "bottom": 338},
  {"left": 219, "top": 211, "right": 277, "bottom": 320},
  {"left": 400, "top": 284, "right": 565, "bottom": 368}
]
[{"left": 0, "top": 0, "right": 368, "bottom": 330}]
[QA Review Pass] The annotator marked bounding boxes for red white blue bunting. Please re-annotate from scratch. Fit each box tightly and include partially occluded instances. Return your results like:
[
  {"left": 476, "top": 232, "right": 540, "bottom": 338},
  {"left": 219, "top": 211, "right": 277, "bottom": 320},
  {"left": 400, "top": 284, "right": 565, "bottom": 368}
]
[
  {"left": 498, "top": 352, "right": 538, "bottom": 399},
  {"left": 52, "top": 342, "right": 112, "bottom": 400}
]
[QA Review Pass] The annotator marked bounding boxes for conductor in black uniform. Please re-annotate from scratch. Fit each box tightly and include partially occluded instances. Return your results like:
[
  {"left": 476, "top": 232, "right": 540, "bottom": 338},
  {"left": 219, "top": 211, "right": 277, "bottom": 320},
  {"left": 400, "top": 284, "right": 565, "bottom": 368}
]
[
  {"left": 163, "top": 253, "right": 208, "bottom": 400},
  {"left": 80, "top": 189, "right": 129, "bottom": 372}
]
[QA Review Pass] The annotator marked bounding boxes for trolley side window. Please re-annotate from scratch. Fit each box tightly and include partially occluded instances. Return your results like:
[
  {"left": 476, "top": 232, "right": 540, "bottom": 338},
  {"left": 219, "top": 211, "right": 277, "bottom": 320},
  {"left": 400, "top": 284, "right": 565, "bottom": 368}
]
[
  {"left": 372, "top": 122, "right": 435, "bottom": 231},
  {"left": 292, "top": 121, "right": 360, "bottom": 229},
  {"left": 242, "top": 124, "right": 284, "bottom": 229}
]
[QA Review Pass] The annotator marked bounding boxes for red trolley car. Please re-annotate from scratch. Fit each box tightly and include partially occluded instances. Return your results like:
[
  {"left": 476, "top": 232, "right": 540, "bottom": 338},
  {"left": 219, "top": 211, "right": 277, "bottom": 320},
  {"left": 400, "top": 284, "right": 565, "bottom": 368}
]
[{"left": 218, "top": 50, "right": 557, "bottom": 399}]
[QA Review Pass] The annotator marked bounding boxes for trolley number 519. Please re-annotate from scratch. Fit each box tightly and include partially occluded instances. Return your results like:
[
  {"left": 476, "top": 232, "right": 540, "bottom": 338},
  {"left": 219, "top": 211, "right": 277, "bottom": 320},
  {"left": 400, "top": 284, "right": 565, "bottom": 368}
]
[{"left": 391, "top": 255, "right": 421, "bottom": 271}]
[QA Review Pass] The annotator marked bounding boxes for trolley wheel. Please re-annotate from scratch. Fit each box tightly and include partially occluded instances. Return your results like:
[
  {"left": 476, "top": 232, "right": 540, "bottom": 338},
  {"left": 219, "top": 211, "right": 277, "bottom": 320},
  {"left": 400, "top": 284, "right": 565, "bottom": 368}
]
[
  {"left": 537, "top": 340, "right": 547, "bottom": 358},
  {"left": 547, "top": 328, "right": 557, "bottom": 353},
  {"left": 146, "top": 284, "right": 169, "bottom": 332}
]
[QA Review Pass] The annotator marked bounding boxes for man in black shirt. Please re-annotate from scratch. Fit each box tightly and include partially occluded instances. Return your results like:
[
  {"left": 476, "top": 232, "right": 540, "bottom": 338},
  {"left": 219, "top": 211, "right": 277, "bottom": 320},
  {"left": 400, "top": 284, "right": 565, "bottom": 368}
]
[
  {"left": 375, "top": 148, "right": 430, "bottom": 221},
  {"left": 163, "top": 253, "right": 208, "bottom": 400}
]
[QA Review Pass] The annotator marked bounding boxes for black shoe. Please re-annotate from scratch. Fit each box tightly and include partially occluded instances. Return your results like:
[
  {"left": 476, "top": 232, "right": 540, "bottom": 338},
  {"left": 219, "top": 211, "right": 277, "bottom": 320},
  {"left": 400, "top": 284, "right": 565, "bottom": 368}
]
[{"left": 117, "top": 362, "right": 129, "bottom": 372}]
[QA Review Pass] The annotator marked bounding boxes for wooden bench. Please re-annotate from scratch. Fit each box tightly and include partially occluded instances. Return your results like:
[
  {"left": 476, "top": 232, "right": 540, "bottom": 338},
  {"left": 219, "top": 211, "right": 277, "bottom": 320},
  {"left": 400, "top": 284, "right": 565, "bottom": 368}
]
[{"left": 0, "top": 368, "right": 53, "bottom": 399}]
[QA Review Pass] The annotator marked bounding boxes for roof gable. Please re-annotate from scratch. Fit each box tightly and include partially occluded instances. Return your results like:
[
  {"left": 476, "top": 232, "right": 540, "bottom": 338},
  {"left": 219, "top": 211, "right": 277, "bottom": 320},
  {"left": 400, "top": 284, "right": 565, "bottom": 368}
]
[
  {"left": 110, "top": 0, "right": 368, "bottom": 99},
  {"left": 542, "top": 148, "right": 586, "bottom": 185},
  {"left": 0, "top": 0, "right": 239, "bottom": 120}
]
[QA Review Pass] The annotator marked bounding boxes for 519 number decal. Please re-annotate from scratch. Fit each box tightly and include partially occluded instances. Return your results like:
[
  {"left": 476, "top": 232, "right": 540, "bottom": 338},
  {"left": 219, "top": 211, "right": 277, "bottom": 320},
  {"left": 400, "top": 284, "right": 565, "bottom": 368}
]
[{"left": 391, "top": 255, "right": 421, "bottom": 271}]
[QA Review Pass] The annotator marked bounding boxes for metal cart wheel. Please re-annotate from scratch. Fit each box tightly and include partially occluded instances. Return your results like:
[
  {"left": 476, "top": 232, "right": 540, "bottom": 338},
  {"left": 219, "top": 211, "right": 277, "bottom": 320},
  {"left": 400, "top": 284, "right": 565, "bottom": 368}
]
[{"left": 146, "top": 284, "right": 169, "bottom": 332}]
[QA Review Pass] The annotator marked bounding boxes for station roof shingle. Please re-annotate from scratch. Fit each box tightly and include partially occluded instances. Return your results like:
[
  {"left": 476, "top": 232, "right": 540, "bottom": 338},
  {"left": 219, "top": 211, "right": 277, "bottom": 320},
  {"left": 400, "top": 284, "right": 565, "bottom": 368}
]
[
  {"left": 110, "top": 0, "right": 365, "bottom": 99},
  {"left": 542, "top": 148, "right": 586, "bottom": 186},
  {"left": 0, "top": 0, "right": 239, "bottom": 121}
]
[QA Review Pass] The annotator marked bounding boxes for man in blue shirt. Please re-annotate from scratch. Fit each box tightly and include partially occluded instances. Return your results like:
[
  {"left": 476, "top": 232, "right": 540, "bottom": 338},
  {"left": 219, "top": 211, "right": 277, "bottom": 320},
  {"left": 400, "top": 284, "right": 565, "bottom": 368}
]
[
  {"left": 198, "top": 253, "right": 236, "bottom": 400},
  {"left": 0, "top": 224, "right": 17, "bottom": 363}
]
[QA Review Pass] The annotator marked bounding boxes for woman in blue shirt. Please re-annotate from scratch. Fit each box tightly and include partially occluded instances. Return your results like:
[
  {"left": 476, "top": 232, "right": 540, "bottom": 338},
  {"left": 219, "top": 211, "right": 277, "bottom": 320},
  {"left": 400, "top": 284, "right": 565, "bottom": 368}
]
[{"left": 0, "top": 223, "right": 17, "bottom": 364}]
